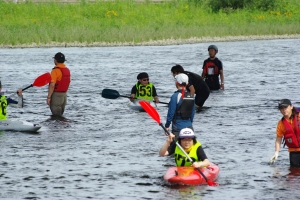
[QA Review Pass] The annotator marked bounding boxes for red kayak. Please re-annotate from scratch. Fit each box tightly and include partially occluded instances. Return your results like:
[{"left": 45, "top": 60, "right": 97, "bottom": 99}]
[{"left": 163, "top": 163, "right": 220, "bottom": 185}]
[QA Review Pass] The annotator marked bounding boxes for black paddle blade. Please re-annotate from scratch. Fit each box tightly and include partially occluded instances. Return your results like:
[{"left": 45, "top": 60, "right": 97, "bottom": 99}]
[{"left": 101, "top": 89, "right": 120, "bottom": 99}]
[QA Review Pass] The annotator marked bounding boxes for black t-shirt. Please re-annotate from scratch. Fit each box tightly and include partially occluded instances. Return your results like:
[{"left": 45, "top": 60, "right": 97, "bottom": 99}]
[
  {"left": 183, "top": 71, "right": 210, "bottom": 94},
  {"left": 167, "top": 141, "right": 208, "bottom": 161},
  {"left": 131, "top": 82, "right": 158, "bottom": 97}
]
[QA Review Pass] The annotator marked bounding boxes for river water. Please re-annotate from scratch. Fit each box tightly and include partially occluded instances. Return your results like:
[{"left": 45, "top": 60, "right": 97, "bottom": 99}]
[{"left": 1, "top": 39, "right": 300, "bottom": 200}]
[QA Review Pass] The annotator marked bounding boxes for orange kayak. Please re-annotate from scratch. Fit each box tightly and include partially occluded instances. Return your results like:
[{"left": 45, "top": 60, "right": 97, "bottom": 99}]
[{"left": 163, "top": 163, "right": 220, "bottom": 185}]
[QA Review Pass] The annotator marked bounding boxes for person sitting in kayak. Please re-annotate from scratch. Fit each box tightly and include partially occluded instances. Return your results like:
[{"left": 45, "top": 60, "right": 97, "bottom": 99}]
[
  {"left": 165, "top": 73, "right": 195, "bottom": 139},
  {"left": 130, "top": 72, "right": 159, "bottom": 103},
  {"left": 0, "top": 81, "right": 23, "bottom": 120},
  {"left": 159, "top": 128, "right": 210, "bottom": 168}
]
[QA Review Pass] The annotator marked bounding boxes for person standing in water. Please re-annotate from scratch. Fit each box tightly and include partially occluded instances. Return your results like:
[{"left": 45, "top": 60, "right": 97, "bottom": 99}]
[
  {"left": 202, "top": 45, "right": 224, "bottom": 90},
  {"left": 47, "top": 52, "right": 71, "bottom": 117},
  {"left": 270, "top": 99, "right": 300, "bottom": 167},
  {"left": 171, "top": 64, "right": 210, "bottom": 111},
  {"left": 165, "top": 73, "right": 195, "bottom": 139}
]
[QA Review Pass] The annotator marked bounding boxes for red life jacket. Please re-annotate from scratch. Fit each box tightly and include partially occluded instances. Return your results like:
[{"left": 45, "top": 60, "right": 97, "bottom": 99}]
[
  {"left": 282, "top": 113, "right": 300, "bottom": 148},
  {"left": 203, "top": 61, "right": 219, "bottom": 76},
  {"left": 54, "top": 67, "right": 71, "bottom": 92}
]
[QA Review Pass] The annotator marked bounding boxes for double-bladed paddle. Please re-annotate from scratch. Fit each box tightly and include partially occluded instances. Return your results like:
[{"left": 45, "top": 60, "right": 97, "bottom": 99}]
[
  {"left": 139, "top": 100, "right": 219, "bottom": 186},
  {"left": 101, "top": 88, "right": 169, "bottom": 105},
  {"left": 1, "top": 72, "right": 52, "bottom": 102}
]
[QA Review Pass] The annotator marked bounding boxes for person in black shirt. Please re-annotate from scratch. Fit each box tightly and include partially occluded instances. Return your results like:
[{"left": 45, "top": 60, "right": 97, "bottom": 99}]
[
  {"left": 171, "top": 64, "right": 210, "bottom": 111},
  {"left": 202, "top": 45, "right": 224, "bottom": 90}
]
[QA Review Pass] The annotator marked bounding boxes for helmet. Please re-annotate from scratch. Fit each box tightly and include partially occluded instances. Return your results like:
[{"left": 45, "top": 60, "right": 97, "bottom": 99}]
[{"left": 208, "top": 45, "right": 218, "bottom": 53}]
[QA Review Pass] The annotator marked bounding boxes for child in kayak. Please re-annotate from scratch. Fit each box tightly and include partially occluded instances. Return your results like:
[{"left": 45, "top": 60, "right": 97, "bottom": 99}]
[
  {"left": 159, "top": 128, "right": 210, "bottom": 168},
  {"left": 0, "top": 81, "right": 23, "bottom": 120},
  {"left": 130, "top": 72, "right": 159, "bottom": 103}
]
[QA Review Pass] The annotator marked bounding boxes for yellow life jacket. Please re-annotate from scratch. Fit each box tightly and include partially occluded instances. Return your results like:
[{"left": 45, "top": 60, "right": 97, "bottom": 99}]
[
  {"left": 0, "top": 95, "right": 8, "bottom": 120},
  {"left": 174, "top": 141, "right": 201, "bottom": 166},
  {"left": 135, "top": 82, "right": 154, "bottom": 101}
]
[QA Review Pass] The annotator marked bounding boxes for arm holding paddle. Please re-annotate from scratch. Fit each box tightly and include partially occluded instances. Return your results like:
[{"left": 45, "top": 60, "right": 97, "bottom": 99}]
[
  {"left": 8, "top": 89, "right": 23, "bottom": 108},
  {"left": 159, "top": 132, "right": 175, "bottom": 156},
  {"left": 1, "top": 73, "right": 51, "bottom": 104}
]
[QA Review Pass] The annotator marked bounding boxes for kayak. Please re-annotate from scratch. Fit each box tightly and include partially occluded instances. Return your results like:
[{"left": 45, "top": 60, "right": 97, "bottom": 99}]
[
  {"left": 0, "top": 120, "right": 42, "bottom": 133},
  {"left": 163, "top": 163, "right": 220, "bottom": 185},
  {"left": 128, "top": 100, "right": 156, "bottom": 111}
]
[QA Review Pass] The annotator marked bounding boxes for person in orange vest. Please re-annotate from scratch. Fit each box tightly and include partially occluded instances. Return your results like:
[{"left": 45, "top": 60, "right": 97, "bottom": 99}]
[
  {"left": 270, "top": 99, "right": 300, "bottom": 167},
  {"left": 47, "top": 52, "right": 71, "bottom": 117}
]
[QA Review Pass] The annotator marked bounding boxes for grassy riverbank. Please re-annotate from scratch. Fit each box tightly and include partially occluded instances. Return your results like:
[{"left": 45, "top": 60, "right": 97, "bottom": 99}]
[{"left": 0, "top": 0, "right": 300, "bottom": 47}]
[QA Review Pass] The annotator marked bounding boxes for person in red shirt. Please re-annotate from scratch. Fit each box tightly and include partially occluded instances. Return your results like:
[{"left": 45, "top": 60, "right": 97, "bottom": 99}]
[
  {"left": 270, "top": 99, "right": 300, "bottom": 167},
  {"left": 47, "top": 52, "right": 71, "bottom": 117}
]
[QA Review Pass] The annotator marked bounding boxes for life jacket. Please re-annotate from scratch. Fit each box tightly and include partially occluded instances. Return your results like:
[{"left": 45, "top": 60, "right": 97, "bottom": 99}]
[
  {"left": 53, "top": 67, "right": 71, "bottom": 92},
  {"left": 176, "top": 90, "right": 194, "bottom": 120},
  {"left": 135, "top": 82, "right": 154, "bottom": 101},
  {"left": 0, "top": 95, "right": 8, "bottom": 120},
  {"left": 282, "top": 113, "right": 300, "bottom": 148},
  {"left": 203, "top": 60, "right": 219, "bottom": 76},
  {"left": 174, "top": 141, "right": 201, "bottom": 166}
]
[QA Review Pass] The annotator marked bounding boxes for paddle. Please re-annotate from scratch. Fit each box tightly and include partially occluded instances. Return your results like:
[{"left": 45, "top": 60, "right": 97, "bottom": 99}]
[
  {"left": 139, "top": 101, "right": 219, "bottom": 186},
  {"left": 1, "top": 72, "right": 52, "bottom": 102},
  {"left": 101, "top": 88, "right": 169, "bottom": 105},
  {"left": 21, "top": 72, "right": 52, "bottom": 92}
]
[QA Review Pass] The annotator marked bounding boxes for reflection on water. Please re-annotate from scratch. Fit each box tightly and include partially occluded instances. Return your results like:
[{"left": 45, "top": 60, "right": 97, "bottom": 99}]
[{"left": 0, "top": 39, "right": 300, "bottom": 199}]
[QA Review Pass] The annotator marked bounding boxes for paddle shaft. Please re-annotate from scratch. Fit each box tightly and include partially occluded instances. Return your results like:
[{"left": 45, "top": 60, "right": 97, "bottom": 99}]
[
  {"left": 21, "top": 84, "right": 33, "bottom": 92},
  {"left": 160, "top": 123, "right": 209, "bottom": 182},
  {"left": 101, "top": 89, "right": 169, "bottom": 105},
  {"left": 1, "top": 72, "right": 51, "bottom": 102},
  {"left": 123, "top": 95, "right": 168, "bottom": 105},
  {"left": 1, "top": 84, "right": 34, "bottom": 103}
]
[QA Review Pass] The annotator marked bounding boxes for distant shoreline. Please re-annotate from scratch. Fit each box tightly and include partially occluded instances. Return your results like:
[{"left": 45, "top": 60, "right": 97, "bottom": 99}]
[{"left": 1, "top": 34, "right": 300, "bottom": 48}]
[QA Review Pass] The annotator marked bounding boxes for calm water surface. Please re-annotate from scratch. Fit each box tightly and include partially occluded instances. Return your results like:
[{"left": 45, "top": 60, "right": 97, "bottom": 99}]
[{"left": 1, "top": 39, "right": 300, "bottom": 199}]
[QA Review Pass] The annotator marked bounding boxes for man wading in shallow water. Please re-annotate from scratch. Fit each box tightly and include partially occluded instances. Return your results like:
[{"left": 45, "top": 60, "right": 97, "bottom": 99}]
[
  {"left": 47, "top": 52, "right": 71, "bottom": 117},
  {"left": 270, "top": 99, "right": 300, "bottom": 167},
  {"left": 202, "top": 45, "right": 224, "bottom": 91}
]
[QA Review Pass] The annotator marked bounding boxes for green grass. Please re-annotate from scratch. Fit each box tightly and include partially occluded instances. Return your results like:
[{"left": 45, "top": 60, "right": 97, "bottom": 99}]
[{"left": 0, "top": 0, "right": 299, "bottom": 46}]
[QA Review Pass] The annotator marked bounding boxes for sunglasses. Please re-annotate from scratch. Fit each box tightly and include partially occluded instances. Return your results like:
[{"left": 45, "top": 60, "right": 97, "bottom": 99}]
[{"left": 142, "top": 78, "right": 149, "bottom": 81}]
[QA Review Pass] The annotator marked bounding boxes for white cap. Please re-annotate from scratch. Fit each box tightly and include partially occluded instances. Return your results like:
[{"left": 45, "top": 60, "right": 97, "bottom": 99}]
[
  {"left": 179, "top": 128, "right": 195, "bottom": 138},
  {"left": 175, "top": 74, "right": 189, "bottom": 85}
]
